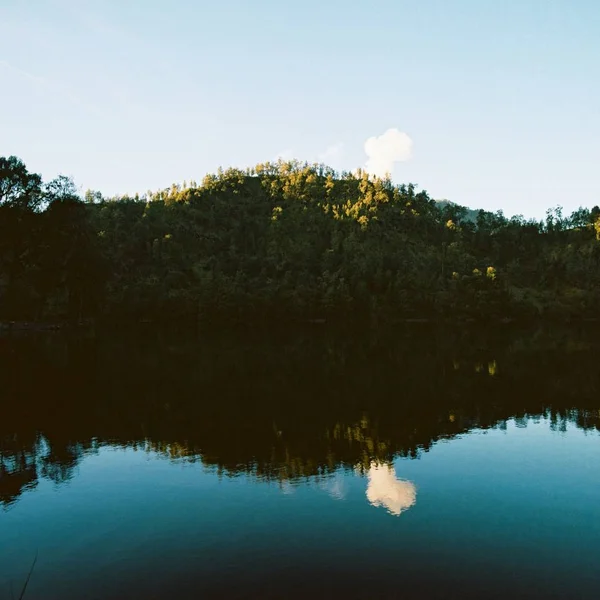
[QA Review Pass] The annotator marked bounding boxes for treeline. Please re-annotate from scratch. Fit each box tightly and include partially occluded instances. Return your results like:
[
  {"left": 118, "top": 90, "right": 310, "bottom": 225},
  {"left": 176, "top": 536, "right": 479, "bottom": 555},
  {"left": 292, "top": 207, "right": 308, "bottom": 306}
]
[{"left": 2, "top": 155, "right": 600, "bottom": 324}]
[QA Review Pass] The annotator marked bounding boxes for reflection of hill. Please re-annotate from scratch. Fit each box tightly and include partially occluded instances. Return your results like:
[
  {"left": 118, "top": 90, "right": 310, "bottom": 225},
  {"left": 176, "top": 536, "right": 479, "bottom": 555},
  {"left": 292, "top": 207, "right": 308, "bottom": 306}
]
[{"left": 1, "top": 326, "right": 600, "bottom": 508}]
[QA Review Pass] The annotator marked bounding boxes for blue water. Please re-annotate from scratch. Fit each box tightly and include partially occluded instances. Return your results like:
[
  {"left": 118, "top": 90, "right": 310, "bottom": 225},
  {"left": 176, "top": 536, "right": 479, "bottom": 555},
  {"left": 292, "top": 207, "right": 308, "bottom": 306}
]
[{"left": 2, "top": 417, "right": 599, "bottom": 599}]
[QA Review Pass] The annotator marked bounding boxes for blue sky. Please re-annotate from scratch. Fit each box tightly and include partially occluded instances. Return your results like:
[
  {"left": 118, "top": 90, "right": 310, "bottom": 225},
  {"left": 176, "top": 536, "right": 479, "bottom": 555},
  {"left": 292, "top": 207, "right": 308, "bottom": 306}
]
[{"left": 1, "top": 0, "right": 599, "bottom": 218}]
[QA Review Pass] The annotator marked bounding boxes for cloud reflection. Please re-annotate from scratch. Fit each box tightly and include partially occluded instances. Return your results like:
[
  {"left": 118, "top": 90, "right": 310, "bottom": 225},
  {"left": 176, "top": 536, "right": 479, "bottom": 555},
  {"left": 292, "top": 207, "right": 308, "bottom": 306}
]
[
  {"left": 319, "top": 474, "right": 347, "bottom": 501},
  {"left": 365, "top": 462, "right": 416, "bottom": 516}
]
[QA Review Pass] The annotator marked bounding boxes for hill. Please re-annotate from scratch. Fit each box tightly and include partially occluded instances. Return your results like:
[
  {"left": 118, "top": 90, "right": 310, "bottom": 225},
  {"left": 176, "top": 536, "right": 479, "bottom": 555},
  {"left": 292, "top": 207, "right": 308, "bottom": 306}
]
[{"left": 2, "top": 156, "right": 600, "bottom": 325}]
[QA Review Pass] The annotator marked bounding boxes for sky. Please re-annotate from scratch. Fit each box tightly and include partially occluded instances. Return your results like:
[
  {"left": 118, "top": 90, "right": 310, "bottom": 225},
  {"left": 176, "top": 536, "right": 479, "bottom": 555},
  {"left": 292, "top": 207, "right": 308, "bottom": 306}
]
[{"left": 1, "top": 0, "right": 599, "bottom": 219}]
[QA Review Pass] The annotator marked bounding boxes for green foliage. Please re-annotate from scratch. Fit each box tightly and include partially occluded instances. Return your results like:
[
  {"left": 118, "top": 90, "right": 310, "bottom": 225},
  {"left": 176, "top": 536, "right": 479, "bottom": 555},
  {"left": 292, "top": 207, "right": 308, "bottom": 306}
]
[
  {"left": 0, "top": 156, "right": 42, "bottom": 211},
  {"left": 1, "top": 155, "right": 600, "bottom": 324}
]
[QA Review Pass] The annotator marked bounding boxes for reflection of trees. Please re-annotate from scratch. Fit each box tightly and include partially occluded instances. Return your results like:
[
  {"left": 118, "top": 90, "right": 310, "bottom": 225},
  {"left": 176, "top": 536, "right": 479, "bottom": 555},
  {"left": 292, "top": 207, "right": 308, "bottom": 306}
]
[
  {"left": 38, "top": 441, "right": 85, "bottom": 484},
  {"left": 0, "top": 445, "right": 38, "bottom": 507},
  {"left": 0, "top": 434, "right": 90, "bottom": 509},
  {"left": 1, "top": 326, "right": 600, "bottom": 508}
]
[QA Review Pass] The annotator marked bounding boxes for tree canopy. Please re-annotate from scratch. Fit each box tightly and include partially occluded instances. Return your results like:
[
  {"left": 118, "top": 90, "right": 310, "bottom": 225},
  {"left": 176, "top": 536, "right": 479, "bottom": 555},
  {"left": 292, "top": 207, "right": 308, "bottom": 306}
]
[{"left": 1, "top": 155, "right": 600, "bottom": 324}]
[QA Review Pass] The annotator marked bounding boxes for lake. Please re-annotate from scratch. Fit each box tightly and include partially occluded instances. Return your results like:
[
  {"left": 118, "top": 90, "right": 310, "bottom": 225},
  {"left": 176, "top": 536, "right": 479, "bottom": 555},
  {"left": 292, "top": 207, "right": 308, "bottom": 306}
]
[{"left": 1, "top": 326, "right": 599, "bottom": 599}]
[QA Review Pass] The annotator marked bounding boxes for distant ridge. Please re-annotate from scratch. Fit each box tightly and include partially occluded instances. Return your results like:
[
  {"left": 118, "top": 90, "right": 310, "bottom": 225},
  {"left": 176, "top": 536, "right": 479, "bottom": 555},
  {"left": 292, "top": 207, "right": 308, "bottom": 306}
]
[{"left": 435, "top": 199, "right": 480, "bottom": 224}]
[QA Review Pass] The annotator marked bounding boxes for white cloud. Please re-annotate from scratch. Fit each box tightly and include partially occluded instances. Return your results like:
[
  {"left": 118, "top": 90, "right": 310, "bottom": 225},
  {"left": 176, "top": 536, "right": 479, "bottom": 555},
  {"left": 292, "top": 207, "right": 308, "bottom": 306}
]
[
  {"left": 272, "top": 142, "right": 344, "bottom": 168},
  {"left": 365, "top": 462, "right": 416, "bottom": 516},
  {"left": 274, "top": 148, "right": 294, "bottom": 162},
  {"left": 364, "top": 128, "right": 413, "bottom": 178},
  {"left": 317, "top": 142, "right": 344, "bottom": 167}
]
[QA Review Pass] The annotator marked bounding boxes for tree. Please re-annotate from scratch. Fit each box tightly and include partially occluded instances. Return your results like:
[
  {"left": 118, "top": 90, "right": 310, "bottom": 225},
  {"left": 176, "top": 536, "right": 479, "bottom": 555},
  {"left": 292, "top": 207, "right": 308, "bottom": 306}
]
[
  {"left": 44, "top": 174, "right": 79, "bottom": 203},
  {"left": 0, "top": 156, "right": 42, "bottom": 211}
]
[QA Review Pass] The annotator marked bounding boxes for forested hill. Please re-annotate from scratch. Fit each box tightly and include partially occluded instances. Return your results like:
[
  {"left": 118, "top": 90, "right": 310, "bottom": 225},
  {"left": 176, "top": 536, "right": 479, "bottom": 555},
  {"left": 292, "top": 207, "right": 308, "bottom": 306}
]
[{"left": 1, "top": 155, "right": 600, "bottom": 326}]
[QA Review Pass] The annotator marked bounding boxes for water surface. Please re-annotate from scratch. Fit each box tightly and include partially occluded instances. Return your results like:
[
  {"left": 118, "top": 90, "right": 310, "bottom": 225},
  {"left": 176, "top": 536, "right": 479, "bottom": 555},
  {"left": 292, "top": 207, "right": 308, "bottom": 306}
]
[{"left": 1, "top": 327, "right": 599, "bottom": 599}]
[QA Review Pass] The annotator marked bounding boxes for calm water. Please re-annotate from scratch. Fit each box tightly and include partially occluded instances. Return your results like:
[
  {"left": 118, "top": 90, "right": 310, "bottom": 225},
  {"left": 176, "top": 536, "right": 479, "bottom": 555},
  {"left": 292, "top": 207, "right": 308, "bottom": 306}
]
[{"left": 1, "top": 327, "right": 599, "bottom": 599}]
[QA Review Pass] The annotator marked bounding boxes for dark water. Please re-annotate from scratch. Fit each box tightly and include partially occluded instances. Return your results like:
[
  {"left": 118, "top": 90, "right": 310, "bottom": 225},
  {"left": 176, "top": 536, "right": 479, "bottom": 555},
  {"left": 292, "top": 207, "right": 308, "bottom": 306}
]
[{"left": 1, "top": 326, "right": 599, "bottom": 599}]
